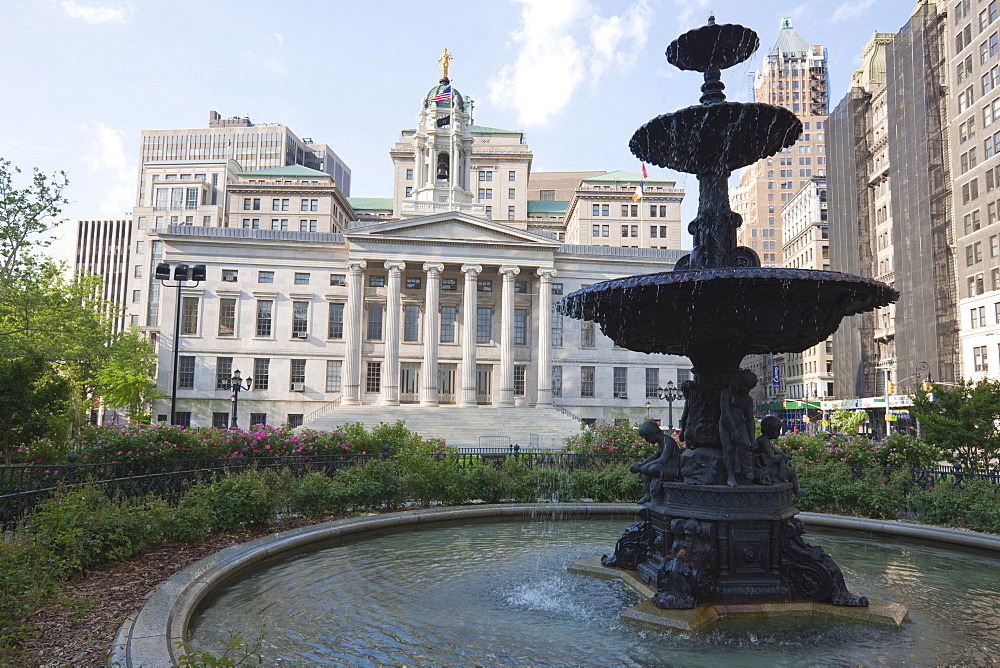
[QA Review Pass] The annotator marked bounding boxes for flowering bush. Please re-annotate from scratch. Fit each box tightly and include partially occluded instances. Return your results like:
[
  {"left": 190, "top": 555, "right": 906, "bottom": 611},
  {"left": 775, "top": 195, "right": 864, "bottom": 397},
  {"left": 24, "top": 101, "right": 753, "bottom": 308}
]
[
  {"left": 562, "top": 421, "right": 659, "bottom": 457},
  {"left": 15, "top": 420, "right": 448, "bottom": 465},
  {"left": 781, "top": 432, "right": 942, "bottom": 470}
]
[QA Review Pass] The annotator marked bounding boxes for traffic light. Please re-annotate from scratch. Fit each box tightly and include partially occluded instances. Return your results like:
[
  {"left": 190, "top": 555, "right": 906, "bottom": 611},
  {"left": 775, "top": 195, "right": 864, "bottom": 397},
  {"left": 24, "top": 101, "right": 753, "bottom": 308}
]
[{"left": 887, "top": 381, "right": 895, "bottom": 394}]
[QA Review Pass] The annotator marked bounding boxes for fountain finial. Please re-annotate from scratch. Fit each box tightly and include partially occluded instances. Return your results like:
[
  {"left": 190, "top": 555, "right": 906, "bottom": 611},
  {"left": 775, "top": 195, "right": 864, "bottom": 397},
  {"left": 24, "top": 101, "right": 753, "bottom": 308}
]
[{"left": 707, "top": 14, "right": 715, "bottom": 25}]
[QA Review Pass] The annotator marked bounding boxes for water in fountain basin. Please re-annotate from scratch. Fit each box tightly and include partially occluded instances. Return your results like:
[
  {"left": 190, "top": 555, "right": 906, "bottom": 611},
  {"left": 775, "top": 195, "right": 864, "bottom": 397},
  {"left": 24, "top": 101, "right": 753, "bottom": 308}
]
[{"left": 188, "top": 518, "right": 1000, "bottom": 665}]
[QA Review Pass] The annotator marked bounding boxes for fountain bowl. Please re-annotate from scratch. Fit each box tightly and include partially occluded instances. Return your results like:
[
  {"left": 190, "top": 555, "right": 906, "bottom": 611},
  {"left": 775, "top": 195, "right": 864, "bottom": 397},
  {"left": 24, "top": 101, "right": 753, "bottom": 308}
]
[{"left": 557, "top": 267, "right": 898, "bottom": 357}]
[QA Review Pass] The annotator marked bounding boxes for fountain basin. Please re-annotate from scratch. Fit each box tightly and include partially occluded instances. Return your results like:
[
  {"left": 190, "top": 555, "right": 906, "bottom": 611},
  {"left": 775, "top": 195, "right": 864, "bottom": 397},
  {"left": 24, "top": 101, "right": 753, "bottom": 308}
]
[
  {"left": 557, "top": 268, "right": 898, "bottom": 357},
  {"left": 114, "top": 505, "right": 1000, "bottom": 665}
]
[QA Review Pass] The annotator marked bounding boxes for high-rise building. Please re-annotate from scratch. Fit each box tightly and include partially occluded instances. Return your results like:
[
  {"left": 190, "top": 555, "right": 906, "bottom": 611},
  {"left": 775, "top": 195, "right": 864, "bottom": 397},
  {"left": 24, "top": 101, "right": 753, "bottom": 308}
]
[
  {"left": 828, "top": 0, "right": 956, "bottom": 413},
  {"left": 732, "top": 18, "right": 829, "bottom": 267},
  {"left": 74, "top": 219, "right": 132, "bottom": 334}
]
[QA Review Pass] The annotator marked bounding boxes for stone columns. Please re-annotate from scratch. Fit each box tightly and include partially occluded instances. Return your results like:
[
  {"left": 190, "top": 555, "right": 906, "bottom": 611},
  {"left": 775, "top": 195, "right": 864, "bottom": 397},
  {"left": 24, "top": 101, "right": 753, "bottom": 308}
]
[
  {"left": 536, "top": 268, "right": 557, "bottom": 406},
  {"left": 459, "top": 264, "right": 482, "bottom": 407},
  {"left": 497, "top": 265, "right": 520, "bottom": 407},
  {"left": 381, "top": 261, "right": 405, "bottom": 406},
  {"left": 342, "top": 259, "right": 367, "bottom": 405},
  {"left": 421, "top": 262, "right": 445, "bottom": 406}
]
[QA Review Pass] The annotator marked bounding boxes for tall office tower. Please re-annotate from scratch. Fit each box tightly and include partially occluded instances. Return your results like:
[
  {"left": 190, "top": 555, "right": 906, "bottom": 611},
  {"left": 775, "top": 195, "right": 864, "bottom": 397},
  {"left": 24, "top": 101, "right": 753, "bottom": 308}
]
[
  {"left": 952, "top": 0, "right": 1000, "bottom": 384},
  {"left": 731, "top": 18, "right": 829, "bottom": 267},
  {"left": 74, "top": 219, "right": 132, "bottom": 335},
  {"left": 829, "top": 0, "right": 955, "bottom": 410}
]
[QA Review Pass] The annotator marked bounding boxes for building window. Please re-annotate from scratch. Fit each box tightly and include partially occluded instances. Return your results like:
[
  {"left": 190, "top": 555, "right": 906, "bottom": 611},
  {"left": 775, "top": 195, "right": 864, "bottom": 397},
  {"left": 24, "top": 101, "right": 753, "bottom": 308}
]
[
  {"left": 253, "top": 358, "right": 269, "bottom": 390},
  {"left": 290, "top": 359, "right": 306, "bottom": 389},
  {"left": 173, "top": 412, "right": 191, "bottom": 428},
  {"left": 258, "top": 271, "right": 274, "bottom": 283},
  {"left": 218, "top": 298, "right": 236, "bottom": 336},
  {"left": 180, "top": 296, "right": 199, "bottom": 335},
  {"left": 581, "top": 366, "right": 595, "bottom": 397},
  {"left": 256, "top": 300, "right": 273, "bottom": 337},
  {"left": 134, "top": 265, "right": 143, "bottom": 278},
  {"left": 485, "top": 206, "right": 492, "bottom": 219},
  {"left": 287, "top": 414, "right": 304, "bottom": 428},
  {"left": 645, "top": 368, "right": 659, "bottom": 398},
  {"left": 317, "top": 358, "right": 341, "bottom": 394},
  {"left": 477, "top": 308, "right": 492, "bottom": 343},
  {"left": 368, "top": 275, "right": 385, "bottom": 287},
  {"left": 292, "top": 301, "right": 309, "bottom": 337},
  {"left": 301, "top": 198, "right": 310, "bottom": 211},
  {"left": 212, "top": 413, "right": 229, "bottom": 428},
  {"left": 249, "top": 413, "right": 267, "bottom": 426},
  {"left": 551, "top": 283, "right": 563, "bottom": 295},
  {"left": 592, "top": 224, "right": 600, "bottom": 237},
  {"left": 508, "top": 205, "right": 515, "bottom": 220},
  {"left": 551, "top": 310, "right": 563, "bottom": 346},
  {"left": 329, "top": 273, "right": 347, "bottom": 287},
  {"left": 513, "top": 308, "right": 528, "bottom": 345},
  {"left": 132, "top": 289, "right": 141, "bottom": 303},
  {"left": 509, "top": 170, "right": 516, "bottom": 182},
  {"left": 440, "top": 306, "right": 457, "bottom": 342},
  {"left": 592, "top": 204, "right": 600, "bottom": 216},
  {"left": 216, "top": 357, "right": 232, "bottom": 390},
  {"left": 442, "top": 278, "right": 458, "bottom": 291},
  {"left": 367, "top": 304, "right": 383, "bottom": 340},
  {"left": 294, "top": 272, "right": 310, "bottom": 285},
  {"left": 581, "top": 320, "right": 595, "bottom": 347},
  {"left": 552, "top": 365, "right": 563, "bottom": 397},
  {"left": 300, "top": 219, "right": 318, "bottom": 232},
  {"left": 178, "top": 356, "right": 195, "bottom": 389},
  {"left": 514, "top": 365, "right": 526, "bottom": 396},
  {"left": 508, "top": 188, "right": 515, "bottom": 199},
  {"left": 613, "top": 367, "right": 628, "bottom": 398},
  {"left": 366, "top": 361, "right": 381, "bottom": 393},
  {"left": 602, "top": 225, "right": 610, "bottom": 237},
  {"left": 328, "top": 302, "right": 344, "bottom": 339},
  {"left": 477, "top": 279, "right": 493, "bottom": 292},
  {"left": 601, "top": 204, "right": 609, "bottom": 216},
  {"left": 975, "top": 345, "right": 989, "bottom": 372},
  {"left": 406, "top": 168, "right": 413, "bottom": 180},
  {"left": 404, "top": 305, "right": 420, "bottom": 341},
  {"left": 514, "top": 280, "right": 528, "bottom": 293},
  {"left": 540, "top": 189, "right": 555, "bottom": 201}
]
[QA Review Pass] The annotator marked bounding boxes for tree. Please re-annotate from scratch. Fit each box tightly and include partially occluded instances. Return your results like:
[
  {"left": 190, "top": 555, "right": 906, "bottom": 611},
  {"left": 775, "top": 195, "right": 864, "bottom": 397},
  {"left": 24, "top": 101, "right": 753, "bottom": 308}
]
[
  {"left": 92, "top": 328, "right": 159, "bottom": 423},
  {"left": 0, "top": 158, "right": 68, "bottom": 303},
  {"left": 910, "top": 379, "right": 1000, "bottom": 472},
  {"left": 0, "top": 355, "right": 72, "bottom": 464},
  {"left": 829, "top": 408, "right": 866, "bottom": 435}
]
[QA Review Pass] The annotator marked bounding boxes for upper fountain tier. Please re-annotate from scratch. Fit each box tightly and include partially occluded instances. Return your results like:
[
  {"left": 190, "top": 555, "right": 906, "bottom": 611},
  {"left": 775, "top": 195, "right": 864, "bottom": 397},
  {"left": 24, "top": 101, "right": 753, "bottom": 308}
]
[{"left": 631, "top": 18, "right": 801, "bottom": 174}]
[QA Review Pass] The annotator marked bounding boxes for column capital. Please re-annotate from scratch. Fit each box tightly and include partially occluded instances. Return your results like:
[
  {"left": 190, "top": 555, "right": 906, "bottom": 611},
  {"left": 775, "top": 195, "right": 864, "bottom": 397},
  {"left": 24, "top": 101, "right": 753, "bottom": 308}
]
[
  {"left": 498, "top": 265, "right": 521, "bottom": 277},
  {"left": 536, "top": 267, "right": 557, "bottom": 280},
  {"left": 461, "top": 264, "right": 483, "bottom": 277},
  {"left": 346, "top": 259, "right": 368, "bottom": 272},
  {"left": 422, "top": 262, "right": 445, "bottom": 275},
  {"left": 384, "top": 260, "right": 406, "bottom": 273}
]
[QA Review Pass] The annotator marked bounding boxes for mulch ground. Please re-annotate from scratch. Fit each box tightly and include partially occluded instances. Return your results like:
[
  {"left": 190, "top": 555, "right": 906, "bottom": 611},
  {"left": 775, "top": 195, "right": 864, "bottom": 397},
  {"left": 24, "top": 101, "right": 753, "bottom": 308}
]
[{"left": 11, "top": 516, "right": 336, "bottom": 667}]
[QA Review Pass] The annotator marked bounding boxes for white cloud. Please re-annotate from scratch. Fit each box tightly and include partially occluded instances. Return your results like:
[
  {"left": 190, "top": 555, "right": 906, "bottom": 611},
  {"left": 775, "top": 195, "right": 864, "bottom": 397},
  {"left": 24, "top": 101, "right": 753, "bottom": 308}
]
[
  {"left": 61, "top": 0, "right": 126, "bottom": 25},
  {"left": 674, "top": 0, "right": 710, "bottom": 33},
  {"left": 830, "top": 0, "right": 877, "bottom": 22},
  {"left": 490, "top": 0, "right": 652, "bottom": 127},
  {"left": 244, "top": 33, "right": 286, "bottom": 75},
  {"left": 82, "top": 123, "right": 134, "bottom": 217}
]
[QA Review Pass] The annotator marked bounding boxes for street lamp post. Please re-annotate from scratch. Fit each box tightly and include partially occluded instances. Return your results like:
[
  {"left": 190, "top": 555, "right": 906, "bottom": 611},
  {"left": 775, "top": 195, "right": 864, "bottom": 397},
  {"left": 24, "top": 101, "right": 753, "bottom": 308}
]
[
  {"left": 224, "top": 369, "right": 253, "bottom": 429},
  {"left": 657, "top": 380, "right": 684, "bottom": 430},
  {"left": 155, "top": 262, "right": 206, "bottom": 426}
]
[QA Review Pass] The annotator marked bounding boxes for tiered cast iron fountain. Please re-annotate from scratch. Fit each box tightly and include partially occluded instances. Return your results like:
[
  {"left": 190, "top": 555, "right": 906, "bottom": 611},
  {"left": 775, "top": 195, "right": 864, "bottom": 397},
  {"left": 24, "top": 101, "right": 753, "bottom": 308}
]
[{"left": 559, "top": 18, "right": 898, "bottom": 614}]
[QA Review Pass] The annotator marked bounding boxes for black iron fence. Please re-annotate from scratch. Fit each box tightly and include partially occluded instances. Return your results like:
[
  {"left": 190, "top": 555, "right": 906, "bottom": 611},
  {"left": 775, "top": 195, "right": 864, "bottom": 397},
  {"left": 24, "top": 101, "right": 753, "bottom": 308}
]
[{"left": 0, "top": 449, "right": 635, "bottom": 530}]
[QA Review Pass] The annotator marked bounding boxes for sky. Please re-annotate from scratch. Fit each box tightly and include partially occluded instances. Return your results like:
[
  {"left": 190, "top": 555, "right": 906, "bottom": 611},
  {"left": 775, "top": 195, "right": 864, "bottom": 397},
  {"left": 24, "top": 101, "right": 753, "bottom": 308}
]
[{"left": 0, "top": 0, "right": 919, "bottom": 265}]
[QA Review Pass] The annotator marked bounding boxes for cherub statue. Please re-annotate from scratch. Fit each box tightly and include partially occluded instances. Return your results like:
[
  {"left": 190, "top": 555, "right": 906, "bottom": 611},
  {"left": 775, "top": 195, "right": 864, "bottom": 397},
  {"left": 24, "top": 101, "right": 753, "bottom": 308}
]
[
  {"left": 719, "top": 369, "right": 757, "bottom": 487},
  {"left": 754, "top": 415, "right": 807, "bottom": 496},
  {"left": 631, "top": 419, "right": 681, "bottom": 503}
]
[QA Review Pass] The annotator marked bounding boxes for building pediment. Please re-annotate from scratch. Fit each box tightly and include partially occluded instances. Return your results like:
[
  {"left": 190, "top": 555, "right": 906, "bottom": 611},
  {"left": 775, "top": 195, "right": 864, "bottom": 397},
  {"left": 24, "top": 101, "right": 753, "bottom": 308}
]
[{"left": 344, "top": 211, "right": 560, "bottom": 248}]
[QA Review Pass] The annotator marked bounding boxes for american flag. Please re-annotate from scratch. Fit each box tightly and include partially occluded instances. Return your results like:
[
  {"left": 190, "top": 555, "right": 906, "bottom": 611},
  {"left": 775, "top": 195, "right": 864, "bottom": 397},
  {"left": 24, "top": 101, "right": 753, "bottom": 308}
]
[{"left": 429, "top": 86, "right": 452, "bottom": 102}]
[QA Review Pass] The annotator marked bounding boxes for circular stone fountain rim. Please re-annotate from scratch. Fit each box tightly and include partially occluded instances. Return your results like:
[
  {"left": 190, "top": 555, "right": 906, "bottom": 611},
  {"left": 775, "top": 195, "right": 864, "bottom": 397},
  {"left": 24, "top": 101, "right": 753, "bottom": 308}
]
[{"left": 112, "top": 504, "right": 1000, "bottom": 664}]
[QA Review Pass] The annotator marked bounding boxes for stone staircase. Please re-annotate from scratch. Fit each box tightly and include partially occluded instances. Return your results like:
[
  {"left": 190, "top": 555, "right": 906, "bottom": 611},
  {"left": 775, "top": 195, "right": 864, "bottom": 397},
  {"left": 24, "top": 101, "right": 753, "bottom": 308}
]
[{"left": 305, "top": 404, "right": 582, "bottom": 450}]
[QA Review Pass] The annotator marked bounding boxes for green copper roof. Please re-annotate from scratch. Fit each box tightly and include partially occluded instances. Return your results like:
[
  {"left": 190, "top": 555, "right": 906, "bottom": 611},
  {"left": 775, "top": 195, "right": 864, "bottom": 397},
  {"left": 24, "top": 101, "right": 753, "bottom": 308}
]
[
  {"left": 581, "top": 170, "right": 676, "bottom": 185},
  {"left": 770, "top": 18, "right": 812, "bottom": 57},
  {"left": 470, "top": 124, "right": 521, "bottom": 135},
  {"left": 425, "top": 82, "right": 466, "bottom": 111},
  {"left": 239, "top": 164, "right": 331, "bottom": 178},
  {"left": 527, "top": 200, "right": 569, "bottom": 213},
  {"left": 348, "top": 197, "right": 393, "bottom": 211}
]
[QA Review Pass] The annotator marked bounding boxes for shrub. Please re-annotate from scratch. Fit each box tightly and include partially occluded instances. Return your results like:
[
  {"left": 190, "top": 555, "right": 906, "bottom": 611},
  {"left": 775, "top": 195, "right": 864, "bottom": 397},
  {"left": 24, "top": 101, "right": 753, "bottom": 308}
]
[
  {"left": 562, "top": 421, "right": 655, "bottom": 457},
  {"left": 167, "top": 483, "right": 218, "bottom": 542},
  {"left": 464, "top": 463, "right": 507, "bottom": 504},
  {"left": 211, "top": 469, "right": 284, "bottom": 530}
]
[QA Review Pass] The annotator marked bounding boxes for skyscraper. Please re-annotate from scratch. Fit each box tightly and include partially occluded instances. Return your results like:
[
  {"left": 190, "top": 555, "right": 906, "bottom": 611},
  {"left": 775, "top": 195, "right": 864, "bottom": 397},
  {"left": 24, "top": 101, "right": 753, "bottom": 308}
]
[{"left": 732, "top": 18, "right": 829, "bottom": 267}]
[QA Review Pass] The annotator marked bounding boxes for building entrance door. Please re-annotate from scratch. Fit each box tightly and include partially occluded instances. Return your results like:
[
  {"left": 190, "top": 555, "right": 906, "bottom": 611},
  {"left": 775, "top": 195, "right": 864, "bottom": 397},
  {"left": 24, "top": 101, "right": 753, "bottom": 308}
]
[
  {"left": 400, "top": 363, "right": 420, "bottom": 403},
  {"left": 438, "top": 363, "right": 456, "bottom": 404},
  {"left": 476, "top": 364, "right": 493, "bottom": 405}
]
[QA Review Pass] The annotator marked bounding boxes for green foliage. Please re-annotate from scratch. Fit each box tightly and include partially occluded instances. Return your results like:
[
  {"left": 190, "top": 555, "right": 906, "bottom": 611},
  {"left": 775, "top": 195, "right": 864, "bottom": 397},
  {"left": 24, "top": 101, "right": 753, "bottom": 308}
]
[
  {"left": 829, "top": 408, "right": 866, "bottom": 435},
  {"left": 176, "top": 625, "right": 266, "bottom": 666},
  {"left": 780, "top": 432, "right": 942, "bottom": 469},
  {"left": 464, "top": 463, "right": 507, "bottom": 504},
  {"left": 911, "top": 380, "right": 1000, "bottom": 472},
  {"left": 0, "top": 355, "right": 73, "bottom": 464},
  {"left": 167, "top": 483, "right": 218, "bottom": 542},
  {"left": 562, "top": 421, "right": 657, "bottom": 456},
  {"left": 289, "top": 472, "right": 341, "bottom": 518},
  {"left": 91, "top": 328, "right": 159, "bottom": 423},
  {"left": 211, "top": 469, "right": 289, "bottom": 531}
]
